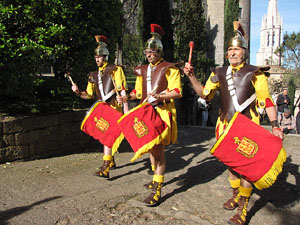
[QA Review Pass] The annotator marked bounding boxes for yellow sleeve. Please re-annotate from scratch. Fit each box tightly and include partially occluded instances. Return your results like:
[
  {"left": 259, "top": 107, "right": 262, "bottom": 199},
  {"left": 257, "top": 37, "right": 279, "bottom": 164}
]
[
  {"left": 252, "top": 71, "right": 272, "bottom": 108},
  {"left": 203, "top": 72, "right": 218, "bottom": 100},
  {"left": 85, "top": 81, "right": 95, "bottom": 99},
  {"left": 134, "top": 75, "right": 143, "bottom": 99},
  {"left": 166, "top": 67, "right": 182, "bottom": 95},
  {"left": 112, "top": 66, "right": 127, "bottom": 91}
]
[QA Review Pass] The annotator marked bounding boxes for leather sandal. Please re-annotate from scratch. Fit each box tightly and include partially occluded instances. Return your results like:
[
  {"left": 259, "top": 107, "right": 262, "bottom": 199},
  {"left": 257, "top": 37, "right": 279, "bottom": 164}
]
[
  {"left": 94, "top": 160, "right": 110, "bottom": 178},
  {"left": 223, "top": 188, "right": 239, "bottom": 210},
  {"left": 109, "top": 157, "right": 117, "bottom": 170},
  {"left": 143, "top": 182, "right": 162, "bottom": 206},
  {"left": 228, "top": 196, "right": 249, "bottom": 225},
  {"left": 143, "top": 181, "right": 163, "bottom": 189}
]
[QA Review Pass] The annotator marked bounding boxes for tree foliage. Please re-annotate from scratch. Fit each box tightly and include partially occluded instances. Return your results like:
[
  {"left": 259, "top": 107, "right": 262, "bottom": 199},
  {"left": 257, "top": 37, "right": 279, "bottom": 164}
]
[
  {"left": 280, "top": 32, "right": 300, "bottom": 71},
  {"left": 173, "top": 0, "right": 212, "bottom": 82},
  {"left": 274, "top": 31, "right": 300, "bottom": 112},
  {"left": 137, "top": 0, "right": 174, "bottom": 62},
  {"left": 224, "top": 0, "right": 239, "bottom": 65},
  {"left": 0, "top": 0, "right": 123, "bottom": 103},
  {"left": 121, "top": 0, "right": 144, "bottom": 69}
]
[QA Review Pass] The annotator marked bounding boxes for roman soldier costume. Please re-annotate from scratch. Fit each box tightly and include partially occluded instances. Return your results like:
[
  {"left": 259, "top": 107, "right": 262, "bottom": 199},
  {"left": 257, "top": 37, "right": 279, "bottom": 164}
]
[
  {"left": 80, "top": 35, "right": 127, "bottom": 178},
  {"left": 202, "top": 22, "right": 283, "bottom": 225},
  {"left": 129, "top": 24, "right": 182, "bottom": 206}
]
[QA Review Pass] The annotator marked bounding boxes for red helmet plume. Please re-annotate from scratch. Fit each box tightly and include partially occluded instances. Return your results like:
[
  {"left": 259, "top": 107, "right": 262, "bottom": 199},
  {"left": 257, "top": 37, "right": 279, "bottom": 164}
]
[
  {"left": 94, "top": 35, "right": 109, "bottom": 57},
  {"left": 150, "top": 24, "right": 165, "bottom": 38},
  {"left": 95, "top": 35, "right": 108, "bottom": 44}
]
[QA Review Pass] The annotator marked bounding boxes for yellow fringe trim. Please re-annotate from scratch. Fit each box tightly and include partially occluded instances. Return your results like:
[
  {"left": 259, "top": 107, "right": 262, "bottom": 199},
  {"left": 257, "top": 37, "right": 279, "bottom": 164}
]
[
  {"left": 130, "top": 126, "right": 169, "bottom": 162},
  {"left": 253, "top": 147, "right": 287, "bottom": 190},
  {"left": 112, "top": 133, "right": 124, "bottom": 156}
]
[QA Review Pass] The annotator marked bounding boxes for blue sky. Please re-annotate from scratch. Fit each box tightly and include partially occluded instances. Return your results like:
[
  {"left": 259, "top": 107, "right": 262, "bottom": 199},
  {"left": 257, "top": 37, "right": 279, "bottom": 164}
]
[{"left": 250, "top": 0, "right": 300, "bottom": 65}]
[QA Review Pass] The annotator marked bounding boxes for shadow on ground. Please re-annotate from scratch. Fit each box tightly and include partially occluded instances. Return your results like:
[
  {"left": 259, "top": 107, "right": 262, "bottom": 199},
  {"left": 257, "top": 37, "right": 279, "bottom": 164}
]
[
  {"left": 0, "top": 196, "right": 62, "bottom": 225},
  {"left": 246, "top": 155, "right": 300, "bottom": 225}
]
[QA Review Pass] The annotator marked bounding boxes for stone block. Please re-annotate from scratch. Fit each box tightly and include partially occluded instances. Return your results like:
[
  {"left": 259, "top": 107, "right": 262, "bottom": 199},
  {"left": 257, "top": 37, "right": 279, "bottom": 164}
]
[
  {"left": 2, "top": 134, "right": 16, "bottom": 147},
  {"left": 21, "top": 114, "right": 59, "bottom": 131},
  {"left": 15, "top": 129, "right": 49, "bottom": 145},
  {"left": 2, "top": 117, "right": 23, "bottom": 133},
  {"left": 0, "top": 145, "right": 29, "bottom": 163},
  {"left": 0, "top": 122, "right": 4, "bottom": 148},
  {"left": 29, "top": 142, "right": 49, "bottom": 156},
  {"left": 59, "top": 111, "right": 76, "bottom": 124}
]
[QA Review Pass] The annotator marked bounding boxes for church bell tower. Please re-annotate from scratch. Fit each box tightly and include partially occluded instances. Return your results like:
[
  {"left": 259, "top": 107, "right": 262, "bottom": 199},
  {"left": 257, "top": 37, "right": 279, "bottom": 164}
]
[{"left": 256, "top": 0, "right": 283, "bottom": 66}]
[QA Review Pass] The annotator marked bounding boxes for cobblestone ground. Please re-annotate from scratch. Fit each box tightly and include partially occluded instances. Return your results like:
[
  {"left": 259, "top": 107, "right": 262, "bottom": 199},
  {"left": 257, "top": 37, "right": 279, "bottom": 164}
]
[{"left": 0, "top": 126, "right": 299, "bottom": 225}]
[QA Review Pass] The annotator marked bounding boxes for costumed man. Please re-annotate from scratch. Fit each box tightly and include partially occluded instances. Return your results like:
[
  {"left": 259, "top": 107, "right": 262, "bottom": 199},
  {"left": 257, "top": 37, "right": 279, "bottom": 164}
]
[
  {"left": 183, "top": 22, "right": 284, "bottom": 225},
  {"left": 72, "top": 35, "right": 128, "bottom": 178},
  {"left": 117, "top": 24, "right": 182, "bottom": 206}
]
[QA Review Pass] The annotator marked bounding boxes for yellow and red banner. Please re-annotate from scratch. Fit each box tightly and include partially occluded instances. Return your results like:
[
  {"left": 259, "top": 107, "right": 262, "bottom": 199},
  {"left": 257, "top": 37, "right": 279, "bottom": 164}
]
[
  {"left": 118, "top": 103, "right": 168, "bottom": 162},
  {"left": 81, "top": 101, "right": 124, "bottom": 155},
  {"left": 210, "top": 112, "right": 286, "bottom": 190}
]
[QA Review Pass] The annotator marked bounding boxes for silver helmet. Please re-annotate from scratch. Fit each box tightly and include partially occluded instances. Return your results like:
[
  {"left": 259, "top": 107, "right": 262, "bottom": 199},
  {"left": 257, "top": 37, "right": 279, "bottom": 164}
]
[
  {"left": 145, "top": 24, "right": 165, "bottom": 52},
  {"left": 94, "top": 35, "right": 109, "bottom": 56},
  {"left": 228, "top": 21, "right": 248, "bottom": 49}
]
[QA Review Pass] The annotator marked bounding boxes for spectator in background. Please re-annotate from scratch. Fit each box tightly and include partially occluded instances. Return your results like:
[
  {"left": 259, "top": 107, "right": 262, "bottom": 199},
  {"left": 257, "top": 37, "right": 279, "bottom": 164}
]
[
  {"left": 197, "top": 96, "right": 210, "bottom": 126},
  {"left": 278, "top": 108, "right": 296, "bottom": 134},
  {"left": 295, "top": 96, "right": 300, "bottom": 134},
  {"left": 276, "top": 89, "right": 291, "bottom": 116},
  {"left": 182, "top": 77, "right": 197, "bottom": 125}
]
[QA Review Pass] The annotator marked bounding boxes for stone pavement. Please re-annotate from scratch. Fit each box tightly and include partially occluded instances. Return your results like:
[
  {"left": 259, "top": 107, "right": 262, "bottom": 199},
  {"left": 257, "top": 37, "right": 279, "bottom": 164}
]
[{"left": 0, "top": 126, "right": 299, "bottom": 225}]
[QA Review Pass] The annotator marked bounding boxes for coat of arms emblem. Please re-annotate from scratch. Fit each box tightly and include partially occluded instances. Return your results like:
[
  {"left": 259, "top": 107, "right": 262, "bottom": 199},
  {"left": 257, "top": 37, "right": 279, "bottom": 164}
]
[
  {"left": 132, "top": 117, "right": 149, "bottom": 138},
  {"left": 234, "top": 136, "right": 258, "bottom": 158},
  {"left": 94, "top": 117, "right": 109, "bottom": 133}
]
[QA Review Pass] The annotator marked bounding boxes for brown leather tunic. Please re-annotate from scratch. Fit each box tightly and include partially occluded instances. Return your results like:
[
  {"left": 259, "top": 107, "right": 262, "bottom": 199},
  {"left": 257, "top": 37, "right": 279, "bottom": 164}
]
[
  {"left": 210, "top": 64, "right": 260, "bottom": 122},
  {"left": 88, "top": 65, "right": 117, "bottom": 102},
  {"left": 133, "top": 61, "right": 177, "bottom": 103}
]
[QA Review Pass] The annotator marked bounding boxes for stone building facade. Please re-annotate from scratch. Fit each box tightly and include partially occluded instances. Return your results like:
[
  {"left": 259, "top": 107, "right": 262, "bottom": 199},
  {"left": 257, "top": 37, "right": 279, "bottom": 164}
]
[{"left": 256, "top": 0, "right": 283, "bottom": 66}]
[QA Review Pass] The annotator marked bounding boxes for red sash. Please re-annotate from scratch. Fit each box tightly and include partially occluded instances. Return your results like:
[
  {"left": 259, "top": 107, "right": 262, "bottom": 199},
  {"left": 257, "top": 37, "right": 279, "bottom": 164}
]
[
  {"left": 210, "top": 112, "right": 286, "bottom": 190},
  {"left": 81, "top": 101, "right": 124, "bottom": 155}
]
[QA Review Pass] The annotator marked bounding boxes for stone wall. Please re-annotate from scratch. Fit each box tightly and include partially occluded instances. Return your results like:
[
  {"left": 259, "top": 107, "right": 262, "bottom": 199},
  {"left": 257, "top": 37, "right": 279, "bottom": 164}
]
[
  {"left": 0, "top": 109, "right": 100, "bottom": 163},
  {"left": 205, "top": 0, "right": 225, "bottom": 67}
]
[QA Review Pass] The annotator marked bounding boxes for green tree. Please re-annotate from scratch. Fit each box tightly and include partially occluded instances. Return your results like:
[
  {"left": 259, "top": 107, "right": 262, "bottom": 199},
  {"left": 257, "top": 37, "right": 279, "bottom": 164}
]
[
  {"left": 121, "top": 0, "right": 144, "bottom": 69},
  {"left": 280, "top": 32, "right": 300, "bottom": 72},
  {"left": 137, "top": 0, "right": 174, "bottom": 62},
  {"left": 172, "top": 0, "right": 211, "bottom": 81},
  {"left": 0, "top": 0, "right": 123, "bottom": 104},
  {"left": 275, "top": 31, "right": 300, "bottom": 112},
  {"left": 224, "top": 0, "right": 239, "bottom": 65},
  {"left": 172, "top": 0, "right": 213, "bottom": 125},
  {"left": 173, "top": 0, "right": 212, "bottom": 78}
]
